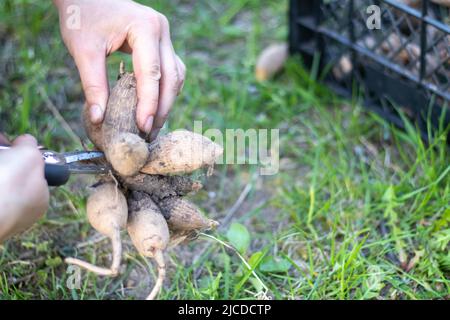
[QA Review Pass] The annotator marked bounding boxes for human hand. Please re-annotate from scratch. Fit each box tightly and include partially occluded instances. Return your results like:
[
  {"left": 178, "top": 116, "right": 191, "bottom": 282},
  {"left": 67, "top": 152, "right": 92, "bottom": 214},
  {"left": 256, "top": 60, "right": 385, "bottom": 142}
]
[
  {"left": 53, "top": 0, "right": 186, "bottom": 140},
  {"left": 0, "top": 135, "right": 50, "bottom": 243}
]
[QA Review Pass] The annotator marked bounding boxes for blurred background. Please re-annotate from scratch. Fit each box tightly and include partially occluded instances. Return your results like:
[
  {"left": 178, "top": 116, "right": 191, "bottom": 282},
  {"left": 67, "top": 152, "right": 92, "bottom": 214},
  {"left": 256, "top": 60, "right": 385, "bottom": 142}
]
[{"left": 0, "top": 0, "right": 448, "bottom": 300}]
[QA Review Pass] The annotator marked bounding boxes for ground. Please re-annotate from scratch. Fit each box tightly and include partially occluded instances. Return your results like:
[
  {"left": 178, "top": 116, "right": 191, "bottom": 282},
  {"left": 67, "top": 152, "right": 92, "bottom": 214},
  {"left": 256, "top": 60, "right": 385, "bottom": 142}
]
[{"left": 0, "top": 0, "right": 449, "bottom": 300}]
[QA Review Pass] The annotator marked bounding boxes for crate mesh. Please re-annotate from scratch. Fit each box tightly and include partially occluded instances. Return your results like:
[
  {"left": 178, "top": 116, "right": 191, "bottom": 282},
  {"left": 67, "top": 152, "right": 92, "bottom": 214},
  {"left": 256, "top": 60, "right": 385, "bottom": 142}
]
[{"left": 289, "top": 0, "right": 450, "bottom": 136}]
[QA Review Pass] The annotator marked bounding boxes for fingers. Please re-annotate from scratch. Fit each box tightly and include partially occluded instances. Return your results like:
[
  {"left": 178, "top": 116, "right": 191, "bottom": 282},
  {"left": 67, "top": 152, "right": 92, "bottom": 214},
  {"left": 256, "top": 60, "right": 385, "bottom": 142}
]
[
  {"left": 149, "top": 18, "right": 185, "bottom": 141},
  {"left": 175, "top": 55, "right": 186, "bottom": 93},
  {"left": 149, "top": 55, "right": 185, "bottom": 142},
  {"left": 73, "top": 46, "right": 109, "bottom": 124},
  {"left": 12, "top": 134, "right": 43, "bottom": 169},
  {"left": 128, "top": 13, "right": 185, "bottom": 138},
  {"left": 12, "top": 134, "right": 38, "bottom": 148},
  {"left": 0, "top": 133, "right": 10, "bottom": 145},
  {"left": 129, "top": 18, "right": 162, "bottom": 134}
]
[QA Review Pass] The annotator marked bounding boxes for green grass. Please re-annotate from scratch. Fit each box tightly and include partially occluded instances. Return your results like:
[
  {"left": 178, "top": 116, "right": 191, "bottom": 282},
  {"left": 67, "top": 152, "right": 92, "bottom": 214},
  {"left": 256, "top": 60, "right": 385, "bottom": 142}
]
[{"left": 0, "top": 0, "right": 449, "bottom": 300}]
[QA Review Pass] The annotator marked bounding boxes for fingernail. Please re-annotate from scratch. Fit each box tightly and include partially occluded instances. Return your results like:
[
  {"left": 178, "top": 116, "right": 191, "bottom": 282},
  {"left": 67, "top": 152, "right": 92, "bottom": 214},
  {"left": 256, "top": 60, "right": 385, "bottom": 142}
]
[
  {"left": 90, "top": 104, "right": 103, "bottom": 123},
  {"left": 22, "top": 134, "right": 38, "bottom": 145},
  {"left": 143, "top": 116, "right": 154, "bottom": 134}
]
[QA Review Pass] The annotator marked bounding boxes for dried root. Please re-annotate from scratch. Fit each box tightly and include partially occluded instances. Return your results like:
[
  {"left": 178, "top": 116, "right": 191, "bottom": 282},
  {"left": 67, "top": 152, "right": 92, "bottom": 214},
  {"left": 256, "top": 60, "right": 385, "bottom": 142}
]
[{"left": 168, "top": 230, "right": 200, "bottom": 248}]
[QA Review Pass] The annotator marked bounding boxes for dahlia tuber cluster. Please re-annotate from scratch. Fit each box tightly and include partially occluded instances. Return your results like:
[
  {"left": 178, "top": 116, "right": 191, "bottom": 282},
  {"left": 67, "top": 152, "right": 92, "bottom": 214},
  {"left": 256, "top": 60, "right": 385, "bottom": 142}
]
[{"left": 68, "top": 65, "right": 223, "bottom": 300}]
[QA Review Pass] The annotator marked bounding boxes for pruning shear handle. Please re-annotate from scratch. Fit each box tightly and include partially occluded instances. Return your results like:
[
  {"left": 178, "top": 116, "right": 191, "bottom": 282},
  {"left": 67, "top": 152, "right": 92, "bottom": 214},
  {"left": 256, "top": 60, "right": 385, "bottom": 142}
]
[
  {"left": 45, "top": 164, "right": 72, "bottom": 187},
  {"left": 0, "top": 145, "right": 109, "bottom": 187}
]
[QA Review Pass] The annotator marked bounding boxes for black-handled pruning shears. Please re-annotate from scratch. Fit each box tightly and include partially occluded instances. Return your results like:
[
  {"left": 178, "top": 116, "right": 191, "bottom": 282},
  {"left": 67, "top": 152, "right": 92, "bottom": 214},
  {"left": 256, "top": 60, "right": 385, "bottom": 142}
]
[{"left": 0, "top": 145, "right": 110, "bottom": 186}]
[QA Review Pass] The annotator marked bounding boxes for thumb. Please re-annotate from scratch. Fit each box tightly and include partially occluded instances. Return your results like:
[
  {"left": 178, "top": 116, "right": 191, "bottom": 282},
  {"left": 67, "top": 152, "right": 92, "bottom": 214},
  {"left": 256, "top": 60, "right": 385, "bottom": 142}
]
[
  {"left": 0, "top": 133, "right": 10, "bottom": 145},
  {"left": 74, "top": 49, "right": 109, "bottom": 124},
  {"left": 12, "top": 134, "right": 38, "bottom": 148}
]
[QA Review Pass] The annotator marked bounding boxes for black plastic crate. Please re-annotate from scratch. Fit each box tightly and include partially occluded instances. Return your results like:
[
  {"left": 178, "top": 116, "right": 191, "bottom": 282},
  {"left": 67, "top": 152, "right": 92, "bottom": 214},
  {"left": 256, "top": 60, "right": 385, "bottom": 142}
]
[{"left": 289, "top": 0, "right": 450, "bottom": 137}]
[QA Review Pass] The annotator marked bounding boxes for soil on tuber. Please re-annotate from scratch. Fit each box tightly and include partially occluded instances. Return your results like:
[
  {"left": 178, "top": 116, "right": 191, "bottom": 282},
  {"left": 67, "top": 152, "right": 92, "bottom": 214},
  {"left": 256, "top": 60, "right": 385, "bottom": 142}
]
[
  {"left": 102, "top": 71, "right": 149, "bottom": 176},
  {"left": 83, "top": 67, "right": 149, "bottom": 177},
  {"left": 156, "top": 196, "right": 218, "bottom": 232},
  {"left": 122, "top": 174, "right": 203, "bottom": 200}
]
